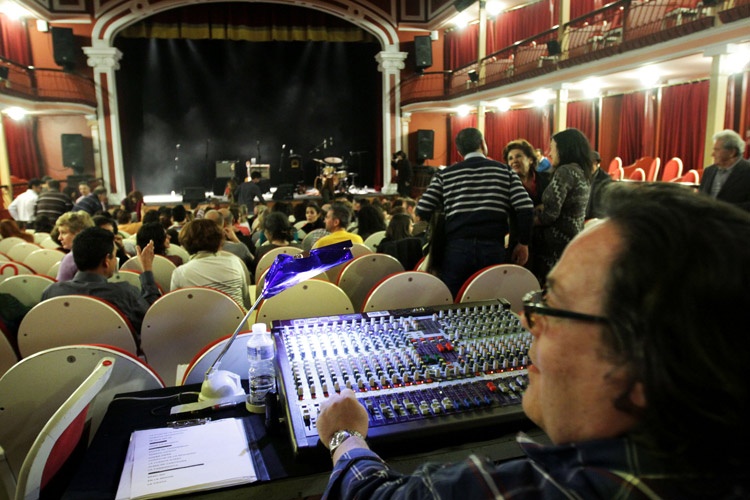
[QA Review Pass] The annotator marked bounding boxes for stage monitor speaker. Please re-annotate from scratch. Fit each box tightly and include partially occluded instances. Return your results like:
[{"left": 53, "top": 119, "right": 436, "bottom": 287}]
[
  {"left": 213, "top": 177, "right": 230, "bottom": 196},
  {"left": 414, "top": 36, "right": 433, "bottom": 70},
  {"left": 51, "top": 27, "right": 76, "bottom": 70},
  {"left": 546, "top": 40, "right": 562, "bottom": 56},
  {"left": 416, "top": 129, "right": 434, "bottom": 160},
  {"left": 215, "top": 161, "right": 235, "bottom": 178},
  {"left": 182, "top": 187, "right": 206, "bottom": 205},
  {"left": 272, "top": 184, "right": 295, "bottom": 200},
  {"left": 61, "top": 134, "right": 85, "bottom": 173}
]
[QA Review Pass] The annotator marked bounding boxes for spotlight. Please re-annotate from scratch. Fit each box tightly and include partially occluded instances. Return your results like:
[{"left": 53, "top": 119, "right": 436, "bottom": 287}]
[{"left": 468, "top": 70, "right": 479, "bottom": 83}]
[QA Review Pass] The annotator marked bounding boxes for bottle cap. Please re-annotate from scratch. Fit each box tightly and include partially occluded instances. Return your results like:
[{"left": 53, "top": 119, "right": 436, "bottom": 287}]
[{"left": 252, "top": 323, "right": 267, "bottom": 334}]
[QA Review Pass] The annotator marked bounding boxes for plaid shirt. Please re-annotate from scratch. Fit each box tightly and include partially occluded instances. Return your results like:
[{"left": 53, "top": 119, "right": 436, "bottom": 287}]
[{"left": 323, "top": 433, "right": 747, "bottom": 499}]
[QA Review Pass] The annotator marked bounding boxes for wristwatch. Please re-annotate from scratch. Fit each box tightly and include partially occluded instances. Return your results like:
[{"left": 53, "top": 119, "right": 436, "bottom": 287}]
[{"left": 328, "top": 429, "right": 365, "bottom": 456}]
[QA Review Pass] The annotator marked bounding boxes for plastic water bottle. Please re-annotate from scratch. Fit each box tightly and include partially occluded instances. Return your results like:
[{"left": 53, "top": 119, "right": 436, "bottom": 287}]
[{"left": 246, "top": 323, "right": 276, "bottom": 414}]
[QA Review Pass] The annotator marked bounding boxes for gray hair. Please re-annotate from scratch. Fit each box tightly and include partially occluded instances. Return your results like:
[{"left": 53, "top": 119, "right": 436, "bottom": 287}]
[{"left": 712, "top": 129, "right": 745, "bottom": 157}]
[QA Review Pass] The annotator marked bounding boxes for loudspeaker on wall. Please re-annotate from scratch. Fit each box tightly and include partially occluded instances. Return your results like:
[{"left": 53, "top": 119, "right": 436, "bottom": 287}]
[
  {"left": 61, "top": 134, "right": 84, "bottom": 173},
  {"left": 51, "top": 27, "right": 76, "bottom": 70},
  {"left": 417, "top": 129, "right": 434, "bottom": 160},
  {"left": 414, "top": 36, "right": 432, "bottom": 70}
]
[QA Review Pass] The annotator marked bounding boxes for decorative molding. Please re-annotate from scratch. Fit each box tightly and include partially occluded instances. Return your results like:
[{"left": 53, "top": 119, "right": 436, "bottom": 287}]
[
  {"left": 376, "top": 50, "right": 407, "bottom": 72},
  {"left": 83, "top": 46, "right": 123, "bottom": 71}
]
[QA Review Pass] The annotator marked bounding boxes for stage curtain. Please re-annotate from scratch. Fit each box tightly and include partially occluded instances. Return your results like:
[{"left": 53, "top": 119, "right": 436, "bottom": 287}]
[
  {"left": 566, "top": 100, "right": 597, "bottom": 147},
  {"left": 658, "top": 80, "right": 709, "bottom": 172},
  {"left": 484, "top": 107, "right": 551, "bottom": 161},
  {"left": 0, "top": 15, "right": 31, "bottom": 66},
  {"left": 744, "top": 71, "right": 750, "bottom": 159},
  {"left": 617, "top": 90, "right": 653, "bottom": 165},
  {"left": 120, "top": 3, "right": 374, "bottom": 42},
  {"left": 446, "top": 24, "right": 478, "bottom": 70},
  {"left": 570, "top": 0, "right": 605, "bottom": 20},
  {"left": 488, "top": 0, "right": 558, "bottom": 55},
  {"left": 449, "top": 114, "right": 478, "bottom": 165},
  {"left": 3, "top": 115, "right": 41, "bottom": 180}
]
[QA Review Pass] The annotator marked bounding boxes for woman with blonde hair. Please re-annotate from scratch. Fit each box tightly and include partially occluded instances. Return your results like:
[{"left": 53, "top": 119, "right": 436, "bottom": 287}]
[{"left": 55, "top": 211, "right": 95, "bottom": 281}]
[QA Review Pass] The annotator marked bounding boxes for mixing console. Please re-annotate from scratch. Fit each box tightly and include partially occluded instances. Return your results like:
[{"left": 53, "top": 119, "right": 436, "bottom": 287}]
[{"left": 273, "top": 299, "right": 532, "bottom": 455}]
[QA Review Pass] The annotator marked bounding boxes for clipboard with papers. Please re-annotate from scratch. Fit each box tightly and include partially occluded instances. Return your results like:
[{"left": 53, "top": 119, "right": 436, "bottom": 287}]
[{"left": 115, "top": 417, "right": 261, "bottom": 499}]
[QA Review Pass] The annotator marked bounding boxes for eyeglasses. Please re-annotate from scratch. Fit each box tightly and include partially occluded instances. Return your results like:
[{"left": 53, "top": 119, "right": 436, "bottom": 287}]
[{"left": 522, "top": 289, "right": 609, "bottom": 328}]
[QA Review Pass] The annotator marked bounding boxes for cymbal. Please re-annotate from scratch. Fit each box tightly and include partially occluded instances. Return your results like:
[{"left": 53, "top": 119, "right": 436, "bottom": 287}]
[
  {"left": 313, "top": 158, "right": 326, "bottom": 164},
  {"left": 325, "top": 156, "right": 343, "bottom": 164}
]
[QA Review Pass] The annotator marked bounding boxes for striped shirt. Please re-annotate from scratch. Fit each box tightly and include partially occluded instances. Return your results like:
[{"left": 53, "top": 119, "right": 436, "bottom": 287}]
[
  {"left": 323, "top": 433, "right": 747, "bottom": 499},
  {"left": 416, "top": 155, "right": 533, "bottom": 243},
  {"left": 170, "top": 251, "right": 249, "bottom": 309}
]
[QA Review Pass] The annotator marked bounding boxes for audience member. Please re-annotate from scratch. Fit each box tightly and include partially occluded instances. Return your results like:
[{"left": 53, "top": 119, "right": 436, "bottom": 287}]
[
  {"left": 415, "top": 127, "right": 533, "bottom": 297},
  {"left": 93, "top": 215, "right": 129, "bottom": 264},
  {"left": 55, "top": 211, "right": 95, "bottom": 282},
  {"left": 533, "top": 128, "right": 592, "bottom": 283},
  {"left": 34, "top": 179, "right": 73, "bottom": 222},
  {"left": 391, "top": 150, "right": 412, "bottom": 197},
  {"left": 0, "top": 219, "right": 33, "bottom": 243},
  {"left": 204, "top": 209, "right": 254, "bottom": 271},
  {"left": 586, "top": 150, "right": 612, "bottom": 220},
  {"left": 41, "top": 227, "right": 160, "bottom": 343},
  {"left": 535, "top": 147, "right": 552, "bottom": 172},
  {"left": 115, "top": 208, "right": 141, "bottom": 235},
  {"left": 699, "top": 129, "right": 750, "bottom": 210},
  {"left": 157, "top": 206, "right": 173, "bottom": 231},
  {"left": 354, "top": 204, "right": 386, "bottom": 241},
  {"left": 255, "top": 212, "right": 301, "bottom": 262},
  {"left": 299, "top": 202, "right": 325, "bottom": 234},
  {"left": 312, "top": 202, "right": 363, "bottom": 249},
  {"left": 503, "top": 138, "right": 551, "bottom": 272},
  {"left": 138, "top": 222, "right": 182, "bottom": 266},
  {"left": 73, "top": 186, "right": 108, "bottom": 215},
  {"left": 76, "top": 181, "right": 90, "bottom": 203},
  {"left": 120, "top": 190, "right": 145, "bottom": 221},
  {"left": 171, "top": 219, "right": 250, "bottom": 309},
  {"left": 8, "top": 178, "right": 42, "bottom": 223},
  {"left": 377, "top": 213, "right": 423, "bottom": 270},
  {"left": 30, "top": 215, "right": 54, "bottom": 234},
  {"left": 317, "top": 182, "right": 750, "bottom": 499},
  {"left": 236, "top": 171, "right": 265, "bottom": 212}
]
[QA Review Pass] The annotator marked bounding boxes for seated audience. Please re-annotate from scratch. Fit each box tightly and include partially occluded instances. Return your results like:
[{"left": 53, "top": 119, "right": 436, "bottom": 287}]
[
  {"left": 317, "top": 183, "right": 750, "bottom": 498},
  {"left": 93, "top": 215, "right": 129, "bottom": 265},
  {"left": 312, "top": 202, "right": 363, "bottom": 249},
  {"left": 72, "top": 186, "right": 108, "bottom": 216},
  {"left": 204, "top": 209, "right": 254, "bottom": 271},
  {"left": 171, "top": 219, "right": 250, "bottom": 309},
  {"left": 255, "top": 212, "right": 301, "bottom": 262},
  {"left": 55, "top": 211, "right": 95, "bottom": 282},
  {"left": 138, "top": 222, "right": 182, "bottom": 266},
  {"left": 377, "top": 213, "right": 423, "bottom": 270},
  {"left": 34, "top": 179, "right": 73, "bottom": 222},
  {"left": 299, "top": 202, "right": 325, "bottom": 234},
  {"left": 0, "top": 219, "right": 34, "bottom": 243},
  {"left": 41, "top": 227, "right": 160, "bottom": 344},
  {"left": 354, "top": 204, "right": 386, "bottom": 241}
]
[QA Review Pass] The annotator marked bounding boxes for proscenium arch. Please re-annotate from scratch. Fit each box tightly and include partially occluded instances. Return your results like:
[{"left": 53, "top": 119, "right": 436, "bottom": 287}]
[{"left": 87, "top": 0, "right": 404, "bottom": 194}]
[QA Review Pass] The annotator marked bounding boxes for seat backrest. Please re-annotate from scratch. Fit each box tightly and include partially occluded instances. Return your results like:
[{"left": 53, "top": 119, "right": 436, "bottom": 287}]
[
  {"left": 22, "top": 249, "right": 64, "bottom": 276},
  {"left": 31, "top": 233, "right": 49, "bottom": 245},
  {"left": 256, "top": 279, "right": 354, "bottom": 325},
  {"left": 661, "top": 157, "right": 683, "bottom": 181},
  {"left": 325, "top": 243, "right": 371, "bottom": 281},
  {"left": 628, "top": 167, "right": 646, "bottom": 181},
  {"left": 377, "top": 237, "right": 424, "bottom": 272},
  {"left": 0, "top": 345, "right": 163, "bottom": 496},
  {"left": 0, "top": 274, "right": 56, "bottom": 308},
  {"left": 0, "top": 329, "right": 18, "bottom": 379},
  {"left": 672, "top": 169, "right": 699, "bottom": 184},
  {"left": 645, "top": 157, "right": 660, "bottom": 182},
  {"left": 7, "top": 243, "right": 42, "bottom": 264},
  {"left": 12, "top": 357, "right": 114, "bottom": 500},
  {"left": 362, "top": 271, "right": 453, "bottom": 313},
  {"left": 0, "top": 237, "right": 27, "bottom": 255},
  {"left": 455, "top": 264, "right": 541, "bottom": 312},
  {"left": 181, "top": 331, "right": 252, "bottom": 385},
  {"left": 255, "top": 246, "right": 304, "bottom": 286},
  {"left": 121, "top": 255, "right": 176, "bottom": 292},
  {"left": 107, "top": 269, "right": 142, "bottom": 289},
  {"left": 140, "top": 287, "right": 246, "bottom": 385},
  {"left": 301, "top": 229, "right": 329, "bottom": 251},
  {"left": 336, "top": 254, "right": 404, "bottom": 312},
  {"left": 609, "top": 165, "right": 624, "bottom": 181},
  {"left": 46, "top": 261, "right": 61, "bottom": 279},
  {"left": 38, "top": 236, "right": 61, "bottom": 250},
  {"left": 165, "top": 244, "right": 190, "bottom": 263},
  {"left": 17, "top": 296, "right": 138, "bottom": 357},
  {"left": 607, "top": 157, "right": 622, "bottom": 174},
  {"left": 0, "top": 262, "right": 34, "bottom": 283},
  {"left": 362, "top": 230, "right": 386, "bottom": 252}
]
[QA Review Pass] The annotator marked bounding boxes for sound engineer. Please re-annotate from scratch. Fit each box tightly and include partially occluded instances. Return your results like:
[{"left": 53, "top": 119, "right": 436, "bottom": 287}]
[{"left": 316, "top": 183, "right": 749, "bottom": 498}]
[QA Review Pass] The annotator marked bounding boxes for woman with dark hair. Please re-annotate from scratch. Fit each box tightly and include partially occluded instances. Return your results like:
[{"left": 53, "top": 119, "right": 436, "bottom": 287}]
[
  {"left": 120, "top": 190, "right": 145, "bottom": 221},
  {"left": 533, "top": 128, "right": 592, "bottom": 283},
  {"left": 0, "top": 219, "right": 33, "bottom": 242},
  {"left": 354, "top": 204, "right": 386, "bottom": 241},
  {"left": 378, "top": 213, "right": 423, "bottom": 270},
  {"left": 255, "top": 212, "right": 301, "bottom": 262},
  {"left": 299, "top": 202, "right": 325, "bottom": 234},
  {"left": 137, "top": 222, "right": 182, "bottom": 266},
  {"left": 503, "top": 138, "right": 551, "bottom": 272}
]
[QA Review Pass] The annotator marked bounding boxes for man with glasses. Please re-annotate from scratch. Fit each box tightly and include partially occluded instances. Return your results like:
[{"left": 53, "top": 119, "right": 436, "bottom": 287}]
[{"left": 316, "top": 183, "right": 749, "bottom": 498}]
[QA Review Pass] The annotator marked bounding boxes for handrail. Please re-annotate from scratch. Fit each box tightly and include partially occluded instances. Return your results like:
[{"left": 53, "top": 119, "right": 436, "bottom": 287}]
[{"left": 0, "top": 57, "right": 96, "bottom": 107}]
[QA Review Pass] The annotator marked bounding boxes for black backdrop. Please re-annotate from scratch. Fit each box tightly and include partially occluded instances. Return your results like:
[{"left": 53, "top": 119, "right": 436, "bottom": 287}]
[{"left": 115, "top": 37, "right": 381, "bottom": 194}]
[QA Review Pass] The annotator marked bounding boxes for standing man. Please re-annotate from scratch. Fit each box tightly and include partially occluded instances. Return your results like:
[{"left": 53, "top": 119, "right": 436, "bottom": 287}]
[
  {"left": 390, "top": 150, "right": 412, "bottom": 198},
  {"left": 317, "top": 183, "right": 750, "bottom": 498},
  {"left": 236, "top": 171, "right": 264, "bottom": 213},
  {"left": 699, "top": 129, "right": 750, "bottom": 211},
  {"left": 312, "top": 202, "right": 362, "bottom": 249},
  {"left": 73, "top": 186, "right": 108, "bottom": 215},
  {"left": 35, "top": 179, "right": 73, "bottom": 222},
  {"left": 8, "top": 178, "right": 43, "bottom": 223},
  {"left": 415, "top": 128, "right": 533, "bottom": 297},
  {"left": 585, "top": 151, "right": 612, "bottom": 220}
]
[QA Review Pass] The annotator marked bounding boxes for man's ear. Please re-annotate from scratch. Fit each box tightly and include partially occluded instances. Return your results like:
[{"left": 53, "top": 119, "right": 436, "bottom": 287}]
[{"left": 629, "top": 381, "right": 647, "bottom": 409}]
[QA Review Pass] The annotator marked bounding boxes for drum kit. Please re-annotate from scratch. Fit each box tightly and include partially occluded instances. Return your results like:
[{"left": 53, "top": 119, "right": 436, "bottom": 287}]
[{"left": 314, "top": 156, "right": 356, "bottom": 193}]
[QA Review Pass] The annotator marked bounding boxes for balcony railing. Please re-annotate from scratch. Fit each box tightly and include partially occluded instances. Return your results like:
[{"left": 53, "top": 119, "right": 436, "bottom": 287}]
[
  {"left": 0, "top": 58, "right": 97, "bottom": 107},
  {"left": 401, "top": 0, "right": 729, "bottom": 104}
]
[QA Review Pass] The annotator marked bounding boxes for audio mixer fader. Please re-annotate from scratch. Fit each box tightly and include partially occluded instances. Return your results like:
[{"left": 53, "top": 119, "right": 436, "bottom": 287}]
[{"left": 273, "top": 299, "right": 532, "bottom": 455}]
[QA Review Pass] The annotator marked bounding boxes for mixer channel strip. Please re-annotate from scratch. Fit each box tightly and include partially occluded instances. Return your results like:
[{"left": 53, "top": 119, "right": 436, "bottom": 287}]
[{"left": 273, "top": 300, "right": 532, "bottom": 455}]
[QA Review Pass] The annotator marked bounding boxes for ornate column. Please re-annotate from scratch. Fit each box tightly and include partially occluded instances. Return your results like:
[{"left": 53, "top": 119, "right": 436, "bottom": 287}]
[
  {"left": 83, "top": 45, "right": 124, "bottom": 196},
  {"left": 703, "top": 44, "right": 734, "bottom": 167},
  {"left": 376, "top": 49, "right": 407, "bottom": 188}
]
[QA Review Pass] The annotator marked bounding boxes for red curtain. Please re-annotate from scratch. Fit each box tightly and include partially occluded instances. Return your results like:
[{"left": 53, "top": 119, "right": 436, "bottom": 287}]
[
  {"left": 488, "top": 0, "right": 558, "bottom": 55},
  {"left": 446, "top": 24, "right": 478, "bottom": 70},
  {"left": 3, "top": 115, "right": 41, "bottom": 180},
  {"left": 744, "top": 71, "right": 750, "bottom": 159},
  {"left": 448, "top": 114, "right": 478, "bottom": 165},
  {"left": 485, "top": 107, "right": 551, "bottom": 160},
  {"left": 570, "top": 0, "right": 605, "bottom": 20},
  {"left": 617, "top": 90, "right": 656, "bottom": 165},
  {"left": 566, "top": 100, "right": 597, "bottom": 148},
  {"left": 658, "top": 80, "right": 709, "bottom": 172},
  {"left": 0, "top": 15, "right": 31, "bottom": 66}
]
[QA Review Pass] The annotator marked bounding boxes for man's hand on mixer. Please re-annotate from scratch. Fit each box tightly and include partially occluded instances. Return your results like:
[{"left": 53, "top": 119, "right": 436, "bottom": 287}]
[{"left": 317, "top": 389, "right": 370, "bottom": 461}]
